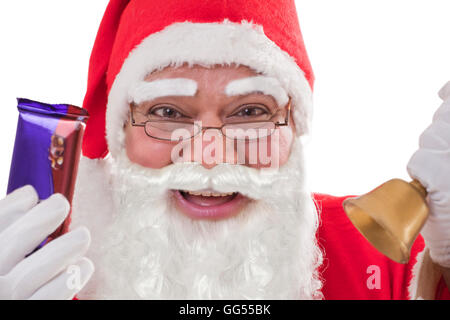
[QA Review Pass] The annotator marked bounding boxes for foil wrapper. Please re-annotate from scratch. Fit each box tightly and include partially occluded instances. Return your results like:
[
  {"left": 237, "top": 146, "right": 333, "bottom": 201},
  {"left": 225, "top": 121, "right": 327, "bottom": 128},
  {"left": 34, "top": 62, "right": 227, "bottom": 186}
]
[{"left": 7, "top": 98, "right": 89, "bottom": 245}]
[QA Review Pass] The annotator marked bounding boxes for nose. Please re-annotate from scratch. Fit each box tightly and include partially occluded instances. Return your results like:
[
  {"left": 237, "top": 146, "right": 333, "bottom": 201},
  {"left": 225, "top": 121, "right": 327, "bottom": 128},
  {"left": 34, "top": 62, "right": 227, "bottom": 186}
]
[
  {"left": 194, "top": 126, "right": 226, "bottom": 169},
  {"left": 189, "top": 113, "right": 232, "bottom": 169}
]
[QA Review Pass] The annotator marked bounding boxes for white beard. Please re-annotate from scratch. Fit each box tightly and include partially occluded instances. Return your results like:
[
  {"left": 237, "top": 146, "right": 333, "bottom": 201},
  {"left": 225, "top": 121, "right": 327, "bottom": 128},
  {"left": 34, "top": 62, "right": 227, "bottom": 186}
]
[{"left": 71, "top": 139, "right": 323, "bottom": 299}]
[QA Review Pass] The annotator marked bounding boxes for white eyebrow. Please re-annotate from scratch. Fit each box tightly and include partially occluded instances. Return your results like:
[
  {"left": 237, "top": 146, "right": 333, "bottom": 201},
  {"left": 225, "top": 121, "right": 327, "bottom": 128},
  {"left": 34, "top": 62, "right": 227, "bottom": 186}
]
[
  {"left": 128, "top": 78, "right": 198, "bottom": 104},
  {"left": 224, "top": 76, "right": 289, "bottom": 106}
]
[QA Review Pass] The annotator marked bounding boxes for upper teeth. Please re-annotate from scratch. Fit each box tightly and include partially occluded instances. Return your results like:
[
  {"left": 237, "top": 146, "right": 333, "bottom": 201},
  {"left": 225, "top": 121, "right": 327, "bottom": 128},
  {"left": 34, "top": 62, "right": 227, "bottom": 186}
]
[{"left": 183, "top": 190, "right": 235, "bottom": 197}]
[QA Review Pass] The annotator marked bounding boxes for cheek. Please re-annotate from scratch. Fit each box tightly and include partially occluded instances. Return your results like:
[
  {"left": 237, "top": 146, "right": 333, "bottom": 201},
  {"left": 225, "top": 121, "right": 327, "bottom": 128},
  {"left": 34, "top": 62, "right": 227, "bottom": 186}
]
[
  {"left": 124, "top": 125, "right": 173, "bottom": 168},
  {"left": 246, "top": 125, "right": 294, "bottom": 169},
  {"left": 277, "top": 126, "right": 294, "bottom": 166}
]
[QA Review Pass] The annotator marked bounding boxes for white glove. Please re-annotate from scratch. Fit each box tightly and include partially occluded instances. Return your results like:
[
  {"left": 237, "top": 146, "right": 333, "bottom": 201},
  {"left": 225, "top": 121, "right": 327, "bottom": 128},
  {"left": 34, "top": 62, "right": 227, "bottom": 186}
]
[
  {"left": 407, "top": 81, "right": 450, "bottom": 268},
  {"left": 0, "top": 185, "right": 94, "bottom": 299}
]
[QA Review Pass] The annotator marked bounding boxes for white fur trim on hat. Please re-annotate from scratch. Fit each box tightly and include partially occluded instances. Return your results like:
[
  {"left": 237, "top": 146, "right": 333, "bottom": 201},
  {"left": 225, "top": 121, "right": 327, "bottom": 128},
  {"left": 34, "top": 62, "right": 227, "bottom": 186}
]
[{"left": 106, "top": 20, "right": 313, "bottom": 157}]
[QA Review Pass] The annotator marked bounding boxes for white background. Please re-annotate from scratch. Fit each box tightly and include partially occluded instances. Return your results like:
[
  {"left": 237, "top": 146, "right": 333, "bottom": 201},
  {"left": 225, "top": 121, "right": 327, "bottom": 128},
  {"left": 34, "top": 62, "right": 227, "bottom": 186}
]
[{"left": 0, "top": 1, "right": 449, "bottom": 196}]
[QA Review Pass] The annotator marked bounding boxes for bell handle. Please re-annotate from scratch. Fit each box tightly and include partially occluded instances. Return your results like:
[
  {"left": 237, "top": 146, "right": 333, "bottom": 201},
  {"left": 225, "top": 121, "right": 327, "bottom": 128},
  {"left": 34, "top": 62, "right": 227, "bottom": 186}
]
[{"left": 409, "top": 179, "right": 428, "bottom": 199}]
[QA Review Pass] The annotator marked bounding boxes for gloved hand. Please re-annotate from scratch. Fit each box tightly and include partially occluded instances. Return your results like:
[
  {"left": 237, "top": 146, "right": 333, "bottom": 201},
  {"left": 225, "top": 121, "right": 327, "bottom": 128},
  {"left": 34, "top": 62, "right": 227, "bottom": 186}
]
[
  {"left": 0, "top": 185, "right": 94, "bottom": 299},
  {"left": 407, "top": 81, "right": 450, "bottom": 268}
]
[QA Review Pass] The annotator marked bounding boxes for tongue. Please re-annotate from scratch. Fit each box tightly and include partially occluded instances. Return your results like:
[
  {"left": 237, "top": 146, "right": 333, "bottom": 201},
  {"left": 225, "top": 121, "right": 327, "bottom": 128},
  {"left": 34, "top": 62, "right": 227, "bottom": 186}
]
[{"left": 182, "top": 192, "right": 236, "bottom": 207}]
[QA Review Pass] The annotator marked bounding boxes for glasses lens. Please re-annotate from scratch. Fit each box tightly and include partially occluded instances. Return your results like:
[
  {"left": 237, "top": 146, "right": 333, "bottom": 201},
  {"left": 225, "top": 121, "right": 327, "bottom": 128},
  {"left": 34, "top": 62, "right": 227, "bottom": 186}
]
[
  {"left": 145, "top": 121, "right": 200, "bottom": 141},
  {"left": 222, "top": 122, "right": 276, "bottom": 140}
]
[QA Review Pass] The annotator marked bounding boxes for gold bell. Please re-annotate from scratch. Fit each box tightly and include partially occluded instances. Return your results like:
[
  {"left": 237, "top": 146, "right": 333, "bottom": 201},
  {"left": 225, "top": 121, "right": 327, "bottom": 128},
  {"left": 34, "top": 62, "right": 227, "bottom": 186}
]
[{"left": 343, "top": 179, "right": 429, "bottom": 264}]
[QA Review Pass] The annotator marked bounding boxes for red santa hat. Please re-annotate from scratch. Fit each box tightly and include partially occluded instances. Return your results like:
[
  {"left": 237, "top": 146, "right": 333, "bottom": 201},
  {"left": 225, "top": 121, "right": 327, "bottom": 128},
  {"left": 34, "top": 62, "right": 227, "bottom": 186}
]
[{"left": 82, "top": 0, "right": 314, "bottom": 159}]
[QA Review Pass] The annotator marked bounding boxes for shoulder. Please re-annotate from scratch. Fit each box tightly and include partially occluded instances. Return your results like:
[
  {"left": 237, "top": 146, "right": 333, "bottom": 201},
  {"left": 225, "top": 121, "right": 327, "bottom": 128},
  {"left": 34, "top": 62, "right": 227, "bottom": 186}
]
[
  {"left": 313, "top": 193, "right": 351, "bottom": 213},
  {"left": 313, "top": 193, "right": 356, "bottom": 231},
  {"left": 312, "top": 193, "right": 369, "bottom": 261}
]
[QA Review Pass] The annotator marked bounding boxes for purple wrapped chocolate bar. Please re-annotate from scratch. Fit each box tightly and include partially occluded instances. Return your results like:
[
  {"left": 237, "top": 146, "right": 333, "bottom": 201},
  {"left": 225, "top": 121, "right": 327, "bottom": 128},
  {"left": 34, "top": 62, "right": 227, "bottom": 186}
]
[{"left": 7, "top": 98, "right": 88, "bottom": 241}]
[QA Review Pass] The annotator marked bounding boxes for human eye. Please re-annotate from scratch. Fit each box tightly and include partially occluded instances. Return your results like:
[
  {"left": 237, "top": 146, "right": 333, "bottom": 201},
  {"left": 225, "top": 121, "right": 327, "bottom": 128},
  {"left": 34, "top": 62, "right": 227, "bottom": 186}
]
[
  {"left": 228, "top": 104, "right": 270, "bottom": 119},
  {"left": 148, "top": 104, "right": 187, "bottom": 120}
]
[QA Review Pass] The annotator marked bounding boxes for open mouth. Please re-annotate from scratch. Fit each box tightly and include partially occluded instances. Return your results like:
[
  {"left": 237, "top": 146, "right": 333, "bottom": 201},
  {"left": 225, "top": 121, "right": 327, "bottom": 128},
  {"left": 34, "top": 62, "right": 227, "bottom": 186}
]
[{"left": 173, "top": 189, "right": 248, "bottom": 220}]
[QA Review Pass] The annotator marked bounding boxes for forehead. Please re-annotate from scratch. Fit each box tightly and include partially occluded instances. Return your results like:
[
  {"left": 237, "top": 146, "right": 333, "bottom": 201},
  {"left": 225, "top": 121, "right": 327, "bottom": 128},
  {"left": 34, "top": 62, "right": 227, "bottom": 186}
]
[{"left": 143, "top": 64, "right": 260, "bottom": 86}]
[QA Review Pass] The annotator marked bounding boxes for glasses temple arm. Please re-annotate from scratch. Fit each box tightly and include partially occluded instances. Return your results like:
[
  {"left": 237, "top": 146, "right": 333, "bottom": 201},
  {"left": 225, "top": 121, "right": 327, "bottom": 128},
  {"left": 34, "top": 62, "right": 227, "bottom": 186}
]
[
  {"left": 129, "top": 103, "right": 147, "bottom": 127},
  {"left": 275, "top": 99, "right": 291, "bottom": 127}
]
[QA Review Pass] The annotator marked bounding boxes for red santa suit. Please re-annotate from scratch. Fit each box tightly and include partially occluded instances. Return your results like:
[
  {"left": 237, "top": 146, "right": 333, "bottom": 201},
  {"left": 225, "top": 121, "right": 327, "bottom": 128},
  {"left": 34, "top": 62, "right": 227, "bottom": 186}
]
[
  {"left": 315, "top": 193, "right": 449, "bottom": 299},
  {"left": 76, "top": 0, "right": 449, "bottom": 299}
]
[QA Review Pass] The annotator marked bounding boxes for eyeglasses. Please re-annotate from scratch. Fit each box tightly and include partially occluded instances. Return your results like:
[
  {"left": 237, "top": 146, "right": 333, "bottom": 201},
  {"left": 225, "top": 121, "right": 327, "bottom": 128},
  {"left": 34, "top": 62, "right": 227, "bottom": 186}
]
[{"left": 129, "top": 99, "right": 291, "bottom": 142}]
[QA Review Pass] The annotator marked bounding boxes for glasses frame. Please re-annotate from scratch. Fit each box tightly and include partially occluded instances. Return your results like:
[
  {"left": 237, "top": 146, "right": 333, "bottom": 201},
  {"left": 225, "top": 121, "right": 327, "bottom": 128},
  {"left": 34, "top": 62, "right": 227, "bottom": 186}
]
[{"left": 129, "top": 98, "right": 292, "bottom": 142}]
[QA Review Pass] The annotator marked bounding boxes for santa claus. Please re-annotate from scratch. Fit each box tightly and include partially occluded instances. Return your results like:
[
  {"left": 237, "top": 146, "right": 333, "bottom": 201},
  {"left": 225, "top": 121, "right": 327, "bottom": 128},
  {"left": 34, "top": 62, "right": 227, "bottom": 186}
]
[{"left": 0, "top": 0, "right": 449, "bottom": 300}]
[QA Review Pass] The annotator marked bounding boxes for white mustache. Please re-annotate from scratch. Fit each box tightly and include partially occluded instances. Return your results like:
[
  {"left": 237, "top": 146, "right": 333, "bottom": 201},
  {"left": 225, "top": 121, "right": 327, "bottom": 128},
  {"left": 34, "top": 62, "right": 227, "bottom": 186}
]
[{"left": 112, "top": 159, "right": 304, "bottom": 201}]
